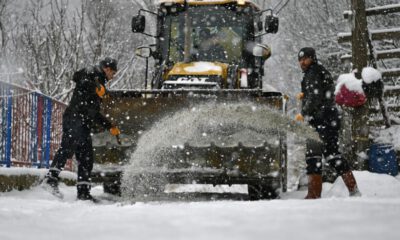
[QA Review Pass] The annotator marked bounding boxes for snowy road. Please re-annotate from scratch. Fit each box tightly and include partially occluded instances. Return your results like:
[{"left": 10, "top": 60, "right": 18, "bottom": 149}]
[{"left": 1, "top": 171, "right": 400, "bottom": 240}]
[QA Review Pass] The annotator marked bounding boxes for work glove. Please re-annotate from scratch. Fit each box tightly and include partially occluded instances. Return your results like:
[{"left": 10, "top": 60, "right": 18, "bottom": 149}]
[
  {"left": 296, "top": 92, "right": 304, "bottom": 100},
  {"left": 96, "top": 84, "right": 106, "bottom": 98},
  {"left": 110, "top": 126, "right": 121, "bottom": 136},
  {"left": 295, "top": 113, "right": 304, "bottom": 122}
]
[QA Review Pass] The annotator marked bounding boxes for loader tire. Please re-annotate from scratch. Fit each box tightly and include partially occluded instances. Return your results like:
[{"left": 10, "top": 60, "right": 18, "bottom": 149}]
[
  {"left": 248, "top": 184, "right": 278, "bottom": 200},
  {"left": 103, "top": 181, "right": 121, "bottom": 196}
]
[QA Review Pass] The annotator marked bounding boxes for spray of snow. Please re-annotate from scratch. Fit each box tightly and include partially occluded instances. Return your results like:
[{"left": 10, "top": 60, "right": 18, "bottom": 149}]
[{"left": 121, "top": 101, "right": 319, "bottom": 198}]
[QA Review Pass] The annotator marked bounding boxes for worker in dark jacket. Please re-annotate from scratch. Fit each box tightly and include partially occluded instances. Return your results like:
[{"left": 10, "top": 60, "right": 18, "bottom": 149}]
[
  {"left": 295, "top": 47, "right": 361, "bottom": 199},
  {"left": 42, "top": 57, "right": 120, "bottom": 201}
]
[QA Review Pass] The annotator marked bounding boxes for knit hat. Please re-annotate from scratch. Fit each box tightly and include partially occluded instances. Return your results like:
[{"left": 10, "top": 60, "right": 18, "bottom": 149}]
[
  {"left": 298, "top": 47, "right": 317, "bottom": 61},
  {"left": 100, "top": 57, "right": 118, "bottom": 71}
]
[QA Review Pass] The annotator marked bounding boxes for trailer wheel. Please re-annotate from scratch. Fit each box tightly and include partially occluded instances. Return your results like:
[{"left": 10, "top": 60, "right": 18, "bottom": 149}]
[{"left": 248, "top": 184, "right": 278, "bottom": 200}]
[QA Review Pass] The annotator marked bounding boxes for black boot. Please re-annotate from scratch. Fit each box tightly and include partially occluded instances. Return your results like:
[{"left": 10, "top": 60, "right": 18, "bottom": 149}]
[
  {"left": 77, "top": 184, "right": 99, "bottom": 202},
  {"left": 41, "top": 174, "right": 64, "bottom": 199}
]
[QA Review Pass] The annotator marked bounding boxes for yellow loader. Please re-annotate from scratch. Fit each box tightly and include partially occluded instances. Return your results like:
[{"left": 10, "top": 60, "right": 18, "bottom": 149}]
[{"left": 92, "top": 0, "right": 288, "bottom": 200}]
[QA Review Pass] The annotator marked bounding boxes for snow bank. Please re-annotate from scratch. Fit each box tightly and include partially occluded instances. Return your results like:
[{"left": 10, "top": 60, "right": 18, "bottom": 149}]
[
  {"left": 324, "top": 171, "right": 400, "bottom": 198},
  {"left": 0, "top": 167, "right": 76, "bottom": 180},
  {"left": 1, "top": 171, "right": 400, "bottom": 240},
  {"left": 362, "top": 67, "right": 382, "bottom": 84}
]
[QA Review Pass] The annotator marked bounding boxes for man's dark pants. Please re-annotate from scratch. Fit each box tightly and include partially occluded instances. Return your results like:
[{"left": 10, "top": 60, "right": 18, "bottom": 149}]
[
  {"left": 48, "top": 114, "right": 94, "bottom": 194},
  {"left": 306, "top": 109, "right": 351, "bottom": 176}
]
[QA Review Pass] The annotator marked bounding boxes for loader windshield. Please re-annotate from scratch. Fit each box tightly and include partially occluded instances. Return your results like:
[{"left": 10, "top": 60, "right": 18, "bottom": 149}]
[{"left": 165, "top": 5, "right": 252, "bottom": 64}]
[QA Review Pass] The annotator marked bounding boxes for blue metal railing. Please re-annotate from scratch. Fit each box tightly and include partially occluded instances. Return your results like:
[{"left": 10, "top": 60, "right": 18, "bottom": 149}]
[
  {"left": 0, "top": 81, "right": 69, "bottom": 169},
  {"left": 4, "top": 88, "right": 12, "bottom": 167}
]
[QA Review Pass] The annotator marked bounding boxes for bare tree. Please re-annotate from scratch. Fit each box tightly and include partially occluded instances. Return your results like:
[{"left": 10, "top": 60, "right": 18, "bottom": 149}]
[
  {"left": 85, "top": 0, "right": 115, "bottom": 62},
  {"left": 81, "top": 0, "right": 149, "bottom": 89},
  {"left": 0, "top": 0, "right": 8, "bottom": 52},
  {"left": 14, "top": 0, "right": 86, "bottom": 99}
]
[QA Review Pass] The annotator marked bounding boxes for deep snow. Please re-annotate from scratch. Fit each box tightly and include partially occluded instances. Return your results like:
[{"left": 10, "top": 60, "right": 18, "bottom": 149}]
[{"left": 1, "top": 171, "right": 400, "bottom": 240}]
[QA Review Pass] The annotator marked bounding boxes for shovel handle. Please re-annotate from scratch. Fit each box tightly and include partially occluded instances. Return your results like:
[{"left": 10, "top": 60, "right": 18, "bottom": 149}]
[
  {"left": 116, "top": 135, "right": 122, "bottom": 145},
  {"left": 378, "top": 96, "right": 391, "bottom": 129}
]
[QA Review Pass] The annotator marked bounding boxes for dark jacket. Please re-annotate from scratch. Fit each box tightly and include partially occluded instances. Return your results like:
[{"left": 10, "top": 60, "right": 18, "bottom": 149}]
[
  {"left": 64, "top": 66, "right": 112, "bottom": 131},
  {"left": 301, "top": 62, "right": 337, "bottom": 125}
]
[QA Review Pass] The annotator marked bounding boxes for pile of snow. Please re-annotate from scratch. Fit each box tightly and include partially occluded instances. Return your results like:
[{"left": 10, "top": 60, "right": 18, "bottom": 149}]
[
  {"left": 334, "top": 73, "right": 364, "bottom": 95},
  {"left": 362, "top": 67, "right": 382, "bottom": 84},
  {"left": 0, "top": 167, "right": 76, "bottom": 180},
  {"left": 335, "top": 67, "right": 383, "bottom": 95},
  {"left": 324, "top": 171, "right": 400, "bottom": 198}
]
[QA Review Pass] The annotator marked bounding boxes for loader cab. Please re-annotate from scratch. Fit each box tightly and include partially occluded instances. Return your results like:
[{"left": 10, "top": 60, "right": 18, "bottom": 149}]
[{"left": 132, "top": 1, "right": 278, "bottom": 89}]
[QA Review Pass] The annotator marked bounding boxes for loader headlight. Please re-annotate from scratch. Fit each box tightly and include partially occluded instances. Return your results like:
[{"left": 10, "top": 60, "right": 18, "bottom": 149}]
[
  {"left": 237, "top": 0, "right": 246, "bottom": 5},
  {"left": 240, "top": 68, "right": 248, "bottom": 88},
  {"left": 252, "top": 44, "right": 271, "bottom": 60}
]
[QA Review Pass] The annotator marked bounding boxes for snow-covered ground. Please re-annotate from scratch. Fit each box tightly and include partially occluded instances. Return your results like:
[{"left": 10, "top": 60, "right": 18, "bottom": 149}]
[{"left": 1, "top": 171, "right": 400, "bottom": 240}]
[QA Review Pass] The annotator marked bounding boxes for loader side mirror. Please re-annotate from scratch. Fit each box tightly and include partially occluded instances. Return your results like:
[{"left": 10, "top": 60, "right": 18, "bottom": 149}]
[
  {"left": 132, "top": 15, "right": 146, "bottom": 33},
  {"left": 136, "top": 46, "right": 152, "bottom": 58},
  {"left": 265, "top": 15, "right": 279, "bottom": 34}
]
